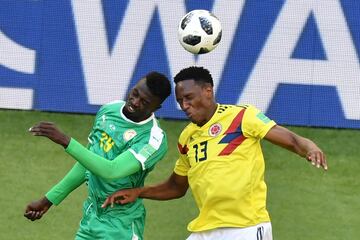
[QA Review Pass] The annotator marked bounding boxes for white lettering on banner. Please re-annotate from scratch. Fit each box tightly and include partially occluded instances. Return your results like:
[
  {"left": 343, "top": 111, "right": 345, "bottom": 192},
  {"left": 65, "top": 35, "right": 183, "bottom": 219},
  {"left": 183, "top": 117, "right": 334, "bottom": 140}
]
[
  {"left": 238, "top": 0, "right": 360, "bottom": 120},
  {"left": 0, "top": 87, "right": 33, "bottom": 109},
  {"left": 0, "top": 31, "right": 35, "bottom": 109},
  {"left": 72, "top": 0, "right": 243, "bottom": 105},
  {"left": 0, "top": 31, "right": 36, "bottom": 74}
]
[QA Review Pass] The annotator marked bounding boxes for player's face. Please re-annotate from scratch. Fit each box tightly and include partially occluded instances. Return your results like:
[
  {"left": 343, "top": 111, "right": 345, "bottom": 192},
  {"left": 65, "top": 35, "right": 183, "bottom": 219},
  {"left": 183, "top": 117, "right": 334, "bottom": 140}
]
[
  {"left": 175, "top": 79, "right": 214, "bottom": 126},
  {"left": 124, "top": 78, "right": 161, "bottom": 122}
]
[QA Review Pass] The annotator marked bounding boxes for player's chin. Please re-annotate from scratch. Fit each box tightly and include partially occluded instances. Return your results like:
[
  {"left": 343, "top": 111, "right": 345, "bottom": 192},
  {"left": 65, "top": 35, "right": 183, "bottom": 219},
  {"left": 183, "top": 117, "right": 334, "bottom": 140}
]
[
  {"left": 126, "top": 111, "right": 140, "bottom": 119},
  {"left": 189, "top": 115, "right": 200, "bottom": 125},
  {"left": 125, "top": 103, "right": 136, "bottom": 113}
]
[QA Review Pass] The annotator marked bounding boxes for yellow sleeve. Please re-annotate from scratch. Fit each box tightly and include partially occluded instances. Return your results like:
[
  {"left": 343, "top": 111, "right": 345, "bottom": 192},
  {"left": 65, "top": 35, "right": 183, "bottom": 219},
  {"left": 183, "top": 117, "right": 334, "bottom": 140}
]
[
  {"left": 174, "top": 154, "right": 190, "bottom": 176},
  {"left": 242, "top": 105, "right": 276, "bottom": 139},
  {"left": 173, "top": 129, "right": 191, "bottom": 176}
]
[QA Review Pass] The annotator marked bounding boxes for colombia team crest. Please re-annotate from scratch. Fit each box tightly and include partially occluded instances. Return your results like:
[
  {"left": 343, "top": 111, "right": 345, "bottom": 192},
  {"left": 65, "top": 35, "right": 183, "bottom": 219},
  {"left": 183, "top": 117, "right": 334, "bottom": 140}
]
[
  {"left": 209, "top": 123, "right": 222, "bottom": 137},
  {"left": 123, "top": 129, "right": 137, "bottom": 141}
]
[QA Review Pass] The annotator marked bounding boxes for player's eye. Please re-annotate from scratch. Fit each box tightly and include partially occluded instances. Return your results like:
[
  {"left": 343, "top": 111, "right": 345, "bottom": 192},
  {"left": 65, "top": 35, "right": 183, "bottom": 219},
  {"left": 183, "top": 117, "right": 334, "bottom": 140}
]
[
  {"left": 132, "top": 89, "right": 139, "bottom": 97},
  {"left": 184, "top": 94, "right": 193, "bottom": 101},
  {"left": 141, "top": 99, "right": 149, "bottom": 106},
  {"left": 176, "top": 98, "right": 183, "bottom": 105}
]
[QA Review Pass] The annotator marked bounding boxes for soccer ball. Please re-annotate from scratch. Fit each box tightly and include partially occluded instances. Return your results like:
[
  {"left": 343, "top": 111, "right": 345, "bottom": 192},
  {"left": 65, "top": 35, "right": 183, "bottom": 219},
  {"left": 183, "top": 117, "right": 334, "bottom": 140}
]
[{"left": 178, "top": 10, "right": 222, "bottom": 54}]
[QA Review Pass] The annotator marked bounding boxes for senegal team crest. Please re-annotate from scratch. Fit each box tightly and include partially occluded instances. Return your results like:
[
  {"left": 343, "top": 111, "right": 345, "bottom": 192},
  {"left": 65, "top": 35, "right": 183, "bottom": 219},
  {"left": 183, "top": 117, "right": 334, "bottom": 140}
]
[
  {"left": 209, "top": 123, "right": 222, "bottom": 137},
  {"left": 123, "top": 129, "right": 137, "bottom": 141}
]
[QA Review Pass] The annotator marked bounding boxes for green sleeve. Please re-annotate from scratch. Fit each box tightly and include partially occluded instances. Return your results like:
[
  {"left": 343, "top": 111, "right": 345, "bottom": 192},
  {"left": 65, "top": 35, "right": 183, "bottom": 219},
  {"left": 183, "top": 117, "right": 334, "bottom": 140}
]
[
  {"left": 65, "top": 138, "right": 141, "bottom": 180},
  {"left": 45, "top": 162, "right": 86, "bottom": 205}
]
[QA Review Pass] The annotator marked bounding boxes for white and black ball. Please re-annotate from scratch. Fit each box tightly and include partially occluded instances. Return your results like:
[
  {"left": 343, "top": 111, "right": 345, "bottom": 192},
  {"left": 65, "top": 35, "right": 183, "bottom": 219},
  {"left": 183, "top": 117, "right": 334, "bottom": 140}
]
[{"left": 178, "top": 10, "right": 222, "bottom": 54}]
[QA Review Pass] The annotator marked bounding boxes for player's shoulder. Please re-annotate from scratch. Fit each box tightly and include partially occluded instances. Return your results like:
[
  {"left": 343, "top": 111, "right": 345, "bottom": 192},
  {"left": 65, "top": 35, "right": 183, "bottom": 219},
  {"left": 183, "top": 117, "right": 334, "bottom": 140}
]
[
  {"left": 151, "top": 118, "right": 166, "bottom": 134},
  {"left": 136, "top": 117, "right": 167, "bottom": 144},
  {"left": 98, "top": 100, "right": 124, "bottom": 113},
  {"left": 148, "top": 118, "right": 168, "bottom": 147},
  {"left": 216, "top": 103, "right": 268, "bottom": 127},
  {"left": 214, "top": 104, "right": 252, "bottom": 120},
  {"left": 216, "top": 103, "right": 250, "bottom": 113},
  {"left": 102, "top": 100, "right": 124, "bottom": 108},
  {"left": 226, "top": 104, "right": 260, "bottom": 114},
  {"left": 178, "top": 122, "right": 194, "bottom": 143},
  {"left": 238, "top": 104, "right": 264, "bottom": 117},
  {"left": 239, "top": 104, "right": 275, "bottom": 127}
]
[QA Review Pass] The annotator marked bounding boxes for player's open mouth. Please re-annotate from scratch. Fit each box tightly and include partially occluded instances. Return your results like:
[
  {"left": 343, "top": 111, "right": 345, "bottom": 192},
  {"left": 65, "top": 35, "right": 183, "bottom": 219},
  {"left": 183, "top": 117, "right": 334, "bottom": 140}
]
[{"left": 127, "top": 104, "right": 136, "bottom": 113}]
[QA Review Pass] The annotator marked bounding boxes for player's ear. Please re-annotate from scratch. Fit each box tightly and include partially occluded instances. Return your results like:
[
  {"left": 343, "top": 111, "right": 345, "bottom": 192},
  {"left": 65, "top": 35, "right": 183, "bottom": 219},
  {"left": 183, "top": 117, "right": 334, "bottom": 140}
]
[{"left": 204, "top": 85, "right": 213, "bottom": 98}]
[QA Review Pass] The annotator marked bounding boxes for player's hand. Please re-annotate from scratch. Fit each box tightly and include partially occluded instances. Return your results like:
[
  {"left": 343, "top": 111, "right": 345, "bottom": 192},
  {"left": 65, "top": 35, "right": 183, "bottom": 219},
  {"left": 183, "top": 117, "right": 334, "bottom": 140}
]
[
  {"left": 102, "top": 188, "right": 141, "bottom": 208},
  {"left": 24, "top": 197, "right": 53, "bottom": 221},
  {"left": 29, "top": 122, "right": 71, "bottom": 148},
  {"left": 306, "top": 149, "right": 328, "bottom": 170}
]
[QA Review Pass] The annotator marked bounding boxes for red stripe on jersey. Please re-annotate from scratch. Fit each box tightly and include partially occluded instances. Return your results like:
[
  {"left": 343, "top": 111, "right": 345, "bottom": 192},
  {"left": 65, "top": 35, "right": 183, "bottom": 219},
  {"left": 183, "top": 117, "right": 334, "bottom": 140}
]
[
  {"left": 224, "top": 108, "right": 245, "bottom": 134},
  {"left": 218, "top": 135, "right": 246, "bottom": 156},
  {"left": 177, "top": 143, "right": 189, "bottom": 154},
  {"left": 218, "top": 108, "right": 247, "bottom": 156}
]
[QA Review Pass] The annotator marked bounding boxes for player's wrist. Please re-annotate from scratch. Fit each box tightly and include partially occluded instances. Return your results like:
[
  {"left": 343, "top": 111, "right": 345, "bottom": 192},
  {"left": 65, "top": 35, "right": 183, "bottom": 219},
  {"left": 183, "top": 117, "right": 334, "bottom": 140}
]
[
  {"left": 136, "top": 187, "right": 145, "bottom": 198},
  {"left": 60, "top": 135, "right": 71, "bottom": 148},
  {"left": 41, "top": 196, "right": 53, "bottom": 207}
]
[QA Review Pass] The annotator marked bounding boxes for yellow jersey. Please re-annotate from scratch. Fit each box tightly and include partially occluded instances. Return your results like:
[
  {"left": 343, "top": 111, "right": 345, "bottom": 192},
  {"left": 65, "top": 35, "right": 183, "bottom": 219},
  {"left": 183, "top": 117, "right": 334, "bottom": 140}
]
[{"left": 174, "top": 104, "right": 276, "bottom": 232}]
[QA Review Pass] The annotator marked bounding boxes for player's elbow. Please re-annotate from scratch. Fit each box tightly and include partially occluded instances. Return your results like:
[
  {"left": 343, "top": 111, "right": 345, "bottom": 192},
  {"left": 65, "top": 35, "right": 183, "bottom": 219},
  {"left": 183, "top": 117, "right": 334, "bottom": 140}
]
[
  {"left": 170, "top": 188, "right": 187, "bottom": 199},
  {"left": 92, "top": 169, "right": 124, "bottom": 181},
  {"left": 175, "top": 190, "right": 187, "bottom": 198},
  {"left": 169, "top": 182, "right": 188, "bottom": 199}
]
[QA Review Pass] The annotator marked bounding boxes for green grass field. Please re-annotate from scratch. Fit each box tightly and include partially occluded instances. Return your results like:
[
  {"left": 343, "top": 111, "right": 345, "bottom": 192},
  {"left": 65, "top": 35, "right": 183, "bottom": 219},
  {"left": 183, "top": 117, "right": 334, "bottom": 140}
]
[{"left": 1, "top": 109, "right": 359, "bottom": 239}]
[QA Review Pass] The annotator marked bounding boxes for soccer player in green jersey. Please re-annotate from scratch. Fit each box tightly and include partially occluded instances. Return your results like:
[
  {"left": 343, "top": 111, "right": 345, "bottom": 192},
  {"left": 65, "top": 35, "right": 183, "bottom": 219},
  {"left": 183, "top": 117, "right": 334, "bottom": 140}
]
[{"left": 24, "top": 71, "right": 171, "bottom": 240}]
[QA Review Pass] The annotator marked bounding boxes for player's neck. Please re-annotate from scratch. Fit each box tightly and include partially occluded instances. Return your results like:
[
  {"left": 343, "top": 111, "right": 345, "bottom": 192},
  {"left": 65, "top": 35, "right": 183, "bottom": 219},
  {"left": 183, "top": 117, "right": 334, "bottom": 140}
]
[
  {"left": 197, "top": 102, "right": 218, "bottom": 127},
  {"left": 122, "top": 108, "right": 152, "bottom": 123}
]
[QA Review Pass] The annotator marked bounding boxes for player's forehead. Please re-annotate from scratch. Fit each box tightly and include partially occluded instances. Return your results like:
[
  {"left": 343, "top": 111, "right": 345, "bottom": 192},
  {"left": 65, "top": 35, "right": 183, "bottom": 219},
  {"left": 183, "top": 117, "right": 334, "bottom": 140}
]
[
  {"left": 175, "top": 79, "right": 201, "bottom": 94},
  {"left": 132, "top": 78, "right": 154, "bottom": 99}
]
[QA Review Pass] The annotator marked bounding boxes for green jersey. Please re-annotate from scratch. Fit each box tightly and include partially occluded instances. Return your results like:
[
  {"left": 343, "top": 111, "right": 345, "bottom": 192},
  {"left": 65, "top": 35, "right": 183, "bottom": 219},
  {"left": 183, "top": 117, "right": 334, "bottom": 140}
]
[
  {"left": 86, "top": 100, "right": 167, "bottom": 209},
  {"left": 46, "top": 100, "right": 168, "bottom": 239}
]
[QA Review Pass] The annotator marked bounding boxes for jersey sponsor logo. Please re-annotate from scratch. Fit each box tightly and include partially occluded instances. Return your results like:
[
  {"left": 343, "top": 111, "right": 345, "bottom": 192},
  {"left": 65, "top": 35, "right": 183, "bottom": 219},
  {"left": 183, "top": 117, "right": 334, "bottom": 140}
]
[
  {"left": 100, "top": 115, "right": 106, "bottom": 128},
  {"left": 209, "top": 123, "right": 222, "bottom": 137},
  {"left": 256, "top": 112, "right": 271, "bottom": 124},
  {"left": 109, "top": 123, "right": 116, "bottom": 131},
  {"left": 123, "top": 129, "right": 137, "bottom": 142}
]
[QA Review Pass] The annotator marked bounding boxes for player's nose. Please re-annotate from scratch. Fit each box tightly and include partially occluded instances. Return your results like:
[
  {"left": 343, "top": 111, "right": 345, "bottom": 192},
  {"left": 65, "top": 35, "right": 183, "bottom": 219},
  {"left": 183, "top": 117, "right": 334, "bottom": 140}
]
[{"left": 132, "top": 97, "right": 141, "bottom": 107}]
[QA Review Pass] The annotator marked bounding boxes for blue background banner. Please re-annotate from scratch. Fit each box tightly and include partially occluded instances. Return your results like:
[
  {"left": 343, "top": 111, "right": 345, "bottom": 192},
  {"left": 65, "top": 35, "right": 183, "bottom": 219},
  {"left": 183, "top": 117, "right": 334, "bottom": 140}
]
[{"left": 1, "top": 0, "right": 360, "bottom": 128}]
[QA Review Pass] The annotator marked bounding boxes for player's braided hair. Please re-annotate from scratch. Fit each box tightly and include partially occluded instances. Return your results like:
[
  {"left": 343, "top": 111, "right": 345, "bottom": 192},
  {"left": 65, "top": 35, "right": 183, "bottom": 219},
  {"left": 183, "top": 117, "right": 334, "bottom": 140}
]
[
  {"left": 145, "top": 71, "right": 171, "bottom": 103},
  {"left": 174, "top": 66, "right": 213, "bottom": 86}
]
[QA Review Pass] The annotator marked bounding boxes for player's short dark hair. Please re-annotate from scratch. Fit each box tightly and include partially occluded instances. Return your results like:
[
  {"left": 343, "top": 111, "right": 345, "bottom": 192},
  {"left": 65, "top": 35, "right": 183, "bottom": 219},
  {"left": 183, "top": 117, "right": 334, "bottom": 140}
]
[
  {"left": 145, "top": 71, "right": 171, "bottom": 103},
  {"left": 174, "top": 66, "right": 213, "bottom": 87}
]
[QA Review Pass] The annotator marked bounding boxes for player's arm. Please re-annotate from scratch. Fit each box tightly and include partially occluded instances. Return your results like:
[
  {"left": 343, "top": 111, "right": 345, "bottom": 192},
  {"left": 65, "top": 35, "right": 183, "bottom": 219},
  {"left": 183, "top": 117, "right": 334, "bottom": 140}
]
[
  {"left": 102, "top": 172, "right": 189, "bottom": 208},
  {"left": 29, "top": 122, "right": 142, "bottom": 180},
  {"left": 264, "top": 125, "right": 327, "bottom": 170},
  {"left": 45, "top": 162, "right": 86, "bottom": 205},
  {"left": 24, "top": 162, "right": 86, "bottom": 221},
  {"left": 65, "top": 138, "right": 141, "bottom": 179}
]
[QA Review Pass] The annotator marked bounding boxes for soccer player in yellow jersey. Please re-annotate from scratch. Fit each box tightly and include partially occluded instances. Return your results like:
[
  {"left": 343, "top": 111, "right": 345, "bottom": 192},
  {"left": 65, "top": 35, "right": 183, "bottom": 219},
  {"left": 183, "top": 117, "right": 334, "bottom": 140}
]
[{"left": 102, "top": 66, "right": 327, "bottom": 240}]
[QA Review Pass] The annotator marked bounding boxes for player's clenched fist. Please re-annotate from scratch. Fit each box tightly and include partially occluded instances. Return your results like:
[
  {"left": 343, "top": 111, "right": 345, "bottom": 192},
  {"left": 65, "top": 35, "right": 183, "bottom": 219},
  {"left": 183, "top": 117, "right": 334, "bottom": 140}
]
[{"left": 24, "top": 197, "right": 53, "bottom": 221}]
